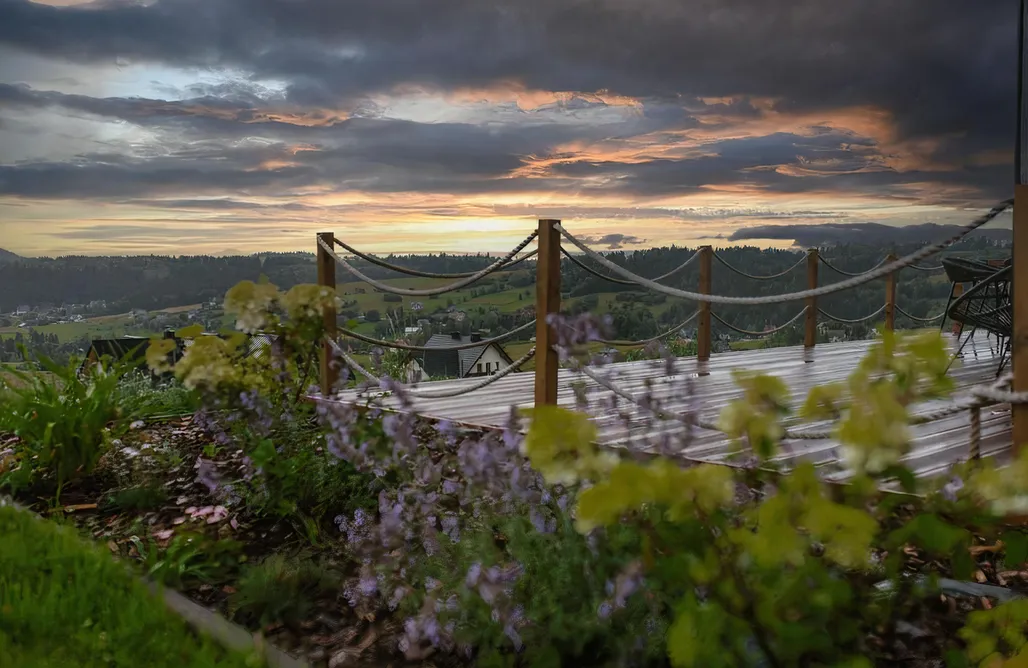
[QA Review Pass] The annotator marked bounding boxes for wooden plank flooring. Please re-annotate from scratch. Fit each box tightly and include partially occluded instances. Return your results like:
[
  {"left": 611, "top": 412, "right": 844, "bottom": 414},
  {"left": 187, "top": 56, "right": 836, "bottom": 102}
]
[{"left": 322, "top": 334, "right": 1011, "bottom": 479}]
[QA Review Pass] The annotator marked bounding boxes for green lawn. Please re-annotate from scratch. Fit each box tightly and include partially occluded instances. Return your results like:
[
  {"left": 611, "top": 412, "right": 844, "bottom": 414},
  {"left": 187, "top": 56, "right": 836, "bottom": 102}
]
[
  {"left": 0, "top": 504, "right": 257, "bottom": 668},
  {"left": 0, "top": 315, "right": 140, "bottom": 342}
]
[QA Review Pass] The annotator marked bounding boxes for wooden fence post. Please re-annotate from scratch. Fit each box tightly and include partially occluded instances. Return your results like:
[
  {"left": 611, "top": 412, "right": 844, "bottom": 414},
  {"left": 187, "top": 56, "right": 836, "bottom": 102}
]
[
  {"left": 950, "top": 282, "right": 964, "bottom": 337},
  {"left": 317, "top": 232, "right": 338, "bottom": 395},
  {"left": 884, "top": 253, "right": 898, "bottom": 332},
  {"left": 534, "top": 219, "right": 561, "bottom": 407},
  {"left": 697, "top": 246, "right": 713, "bottom": 362},
  {"left": 804, "top": 248, "right": 818, "bottom": 351},
  {"left": 1013, "top": 184, "right": 1028, "bottom": 451}
]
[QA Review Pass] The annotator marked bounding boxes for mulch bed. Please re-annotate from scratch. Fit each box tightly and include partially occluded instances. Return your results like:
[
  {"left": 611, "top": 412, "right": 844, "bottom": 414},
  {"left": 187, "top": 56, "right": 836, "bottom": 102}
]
[
  {"left": 4, "top": 419, "right": 1028, "bottom": 667},
  {"left": 2, "top": 417, "right": 456, "bottom": 668}
]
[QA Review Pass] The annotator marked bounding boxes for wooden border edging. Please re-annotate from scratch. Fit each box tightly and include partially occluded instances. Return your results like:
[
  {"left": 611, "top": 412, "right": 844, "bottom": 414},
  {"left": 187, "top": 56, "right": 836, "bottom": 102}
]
[
  {"left": 148, "top": 582, "right": 308, "bottom": 668},
  {"left": 0, "top": 497, "right": 308, "bottom": 668}
]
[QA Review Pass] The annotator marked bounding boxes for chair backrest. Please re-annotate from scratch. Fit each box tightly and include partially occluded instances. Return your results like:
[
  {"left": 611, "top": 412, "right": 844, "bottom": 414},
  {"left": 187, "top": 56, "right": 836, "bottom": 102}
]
[
  {"left": 947, "top": 265, "right": 1012, "bottom": 337},
  {"left": 942, "top": 256, "right": 1000, "bottom": 284}
]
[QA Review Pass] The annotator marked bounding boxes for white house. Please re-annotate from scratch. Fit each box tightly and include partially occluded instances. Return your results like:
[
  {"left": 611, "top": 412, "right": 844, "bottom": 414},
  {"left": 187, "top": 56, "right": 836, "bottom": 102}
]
[{"left": 421, "top": 332, "right": 514, "bottom": 379}]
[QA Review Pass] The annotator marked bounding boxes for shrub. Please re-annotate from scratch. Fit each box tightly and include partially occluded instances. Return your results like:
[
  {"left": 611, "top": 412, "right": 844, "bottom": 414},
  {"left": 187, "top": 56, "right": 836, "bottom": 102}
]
[
  {"left": 0, "top": 351, "right": 132, "bottom": 500},
  {"left": 231, "top": 554, "right": 339, "bottom": 627},
  {"left": 130, "top": 530, "right": 244, "bottom": 589}
]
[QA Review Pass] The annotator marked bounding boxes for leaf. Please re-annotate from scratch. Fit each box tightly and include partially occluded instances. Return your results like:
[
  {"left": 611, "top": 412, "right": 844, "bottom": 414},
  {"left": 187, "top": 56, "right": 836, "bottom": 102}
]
[
  {"left": 176, "top": 324, "right": 204, "bottom": 339},
  {"left": 951, "top": 546, "right": 976, "bottom": 581},
  {"left": 944, "top": 649, "right": 969, "bottom": 668},
  {"left": 1003, "top": 531, "right": 1028, "bottom": 567}
]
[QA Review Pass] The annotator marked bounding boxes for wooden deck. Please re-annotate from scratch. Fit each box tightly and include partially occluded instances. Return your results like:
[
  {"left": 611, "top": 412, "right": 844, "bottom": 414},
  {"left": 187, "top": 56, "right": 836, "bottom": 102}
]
[{"left": 324, "top": 334, "right": 1013, "bottom": 480}]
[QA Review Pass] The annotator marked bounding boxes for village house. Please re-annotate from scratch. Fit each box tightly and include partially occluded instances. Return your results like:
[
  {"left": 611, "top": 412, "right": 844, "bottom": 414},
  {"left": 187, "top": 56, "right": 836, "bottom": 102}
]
[{"left": 421, "top": 332, "right": 513, "bottom": 379}]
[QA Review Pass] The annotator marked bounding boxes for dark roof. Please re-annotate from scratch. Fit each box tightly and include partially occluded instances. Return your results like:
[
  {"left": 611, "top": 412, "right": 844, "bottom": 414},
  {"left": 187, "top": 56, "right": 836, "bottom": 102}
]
[{"left": 421, "top": 333, "right": 512, "bottom": 378}]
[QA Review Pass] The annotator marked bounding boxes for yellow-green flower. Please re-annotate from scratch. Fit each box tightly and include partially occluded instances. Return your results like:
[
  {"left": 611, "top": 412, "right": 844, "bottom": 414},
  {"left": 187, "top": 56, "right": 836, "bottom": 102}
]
[
  {"left": 282, "top": 284, "right": 338, "bottom": 323},
  {"left": 224, "top": 280, "right": 279, "bottom": 333}
]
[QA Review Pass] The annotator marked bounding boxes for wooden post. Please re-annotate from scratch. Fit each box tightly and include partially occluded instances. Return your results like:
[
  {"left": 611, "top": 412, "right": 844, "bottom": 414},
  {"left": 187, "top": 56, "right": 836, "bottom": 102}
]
[
  {"left": 951, "top": 282, "right": 964, "bottom": 337},
  {"left": 317, "top": 232, "right": 337, "bottom": 395},
  {"left": 884, "top": 253, "right": 898, "bottom": 332},
  {"left": 1013, "top": 185, "right": 1028, "bottom": 451},
  {"left": 804, "top": 248, "right": 818, "bottom": 351},
  {"left": 697, "top": 246, "right": 713, "bottom": 362},
  {"left": 534, "top": 219, "right": 561, "bottom": 407}
]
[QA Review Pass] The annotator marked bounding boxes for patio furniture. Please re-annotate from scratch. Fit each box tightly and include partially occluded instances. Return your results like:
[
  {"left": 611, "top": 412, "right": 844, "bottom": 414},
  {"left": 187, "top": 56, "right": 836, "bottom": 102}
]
[
  {"left": 940, "top": 257, "right": 1003, "bottom": 334},
  {"left": 947, "top": 265, "right": 1013, "bottom": 376}
]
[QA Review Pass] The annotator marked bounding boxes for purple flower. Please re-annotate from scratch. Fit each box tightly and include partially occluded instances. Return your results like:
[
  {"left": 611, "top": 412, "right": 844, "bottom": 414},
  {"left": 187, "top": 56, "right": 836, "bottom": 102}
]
[
  {"left": 942, "top": 476, "right": 964, "bottom": 502},
  {"left": 194, "top": 456, "right": 220, "bottom": 494},
  {"left": 598, "top": 601, "right": 613, "bottom": 619}
]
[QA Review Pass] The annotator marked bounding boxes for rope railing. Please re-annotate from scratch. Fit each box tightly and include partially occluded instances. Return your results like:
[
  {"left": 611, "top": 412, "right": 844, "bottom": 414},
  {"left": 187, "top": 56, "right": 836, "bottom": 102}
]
[
  {"left": 561, "top": 247, "right": 701, "bottom": 286},
  {"left": 333, "top": 237, "right": 538, "bottom": 278},
  {"left": 596, "top": 311, "right": 700, "bottom": 347},
  {"left": 818, "top": 256, "right": 889, "bottom": 277},
  {"left": 711, "top": 306, "right": 809, "bottom": 337},
  {"left": 325, "top": 337, "right": 536, "bottom": 399},
  {"left": 712, "top": 252, "right": 806, "bottom": 281},
  {"left": 895, "top": 306, "right": 946, "bottom": 323},
  {"left": 554, "top": 199, "right": 1013, "bottom": 306},
  {"left": 336, "top": 320, "right": 536, "bottom": 352},
  {"left": 818, "top": 305, "right": 887, "bottom": 325},
  {"left": 317, "top": 232, "right": 538, "bottom": 297},
  {"left": 907, "top": 263, "right": 945, "bottom": 272}
]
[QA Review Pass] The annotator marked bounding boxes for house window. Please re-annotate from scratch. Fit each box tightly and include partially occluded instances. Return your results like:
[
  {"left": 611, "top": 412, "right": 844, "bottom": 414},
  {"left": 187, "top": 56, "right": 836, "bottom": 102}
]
[
  {"left": 485, "top": 362, "right": 491, "bottom": 373},
  {"left": 477, "top": 363, "right": 483, "bottom": 374}
]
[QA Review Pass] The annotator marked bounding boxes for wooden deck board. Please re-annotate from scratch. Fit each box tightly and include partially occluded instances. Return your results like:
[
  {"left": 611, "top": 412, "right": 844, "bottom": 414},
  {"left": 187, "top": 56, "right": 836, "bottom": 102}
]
[{"left": 321, "top": 334, "right": 1010, "bottom": 479}]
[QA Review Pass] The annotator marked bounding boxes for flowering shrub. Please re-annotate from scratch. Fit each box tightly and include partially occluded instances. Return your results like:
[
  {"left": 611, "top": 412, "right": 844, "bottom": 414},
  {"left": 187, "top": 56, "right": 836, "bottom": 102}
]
[
  {"left": 145, "top": 280, "right": 370, "bottom": 519},
  {"left": 525, "top": 322, "right": 1028, "bottom": 667},
  {"left": 147, "top": 285, "right": 1028, "bottom": 666}
]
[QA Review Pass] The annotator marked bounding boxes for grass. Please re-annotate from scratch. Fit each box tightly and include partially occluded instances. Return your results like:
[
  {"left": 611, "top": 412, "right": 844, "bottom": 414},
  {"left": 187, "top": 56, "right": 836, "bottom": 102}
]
[
  {"left": 0, "top": 503, "right": 257, "bottom": 668},
  {"left": 0, "top": 315, "right": 139, "bottom": 341}
]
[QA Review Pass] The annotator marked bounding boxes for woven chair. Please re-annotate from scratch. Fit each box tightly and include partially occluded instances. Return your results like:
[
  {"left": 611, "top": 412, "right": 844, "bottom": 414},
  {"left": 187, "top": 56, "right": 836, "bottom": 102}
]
[
  {"left": 940, "top": 257, "right": 1001, "bottom": 333},
  {"left": 946, "top": 265, "right": 1012, "bottom": 375}
]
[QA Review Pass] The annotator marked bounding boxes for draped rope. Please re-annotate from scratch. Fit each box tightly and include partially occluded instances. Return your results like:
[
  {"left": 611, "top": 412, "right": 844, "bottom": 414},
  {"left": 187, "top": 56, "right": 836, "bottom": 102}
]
[
  {"left": 818, "top": 305, "right": 887, "bottom": 324},
  {"left": 555, "top": 199, "right": 1012, "bottom": 305},
  {"left": 712, "top": 252, "right": 807, "bottom": 281},
  {"left": 818, "top": 256, "right": 889, "bottom": 277},
  {"left": 895, "top": 306, "right": 945, "bottom": 323},
  {"left": 907, "top": 263, "right": 945, "bottom": 272},
  {"left": 596, "top": 311, "right": 700, "bottom": 346},
  {"left": 561, "top": 247, "right": 701, "bottom": 286},
  {"left": 711, "top": 306, "right": 809, "bottom": 337},
  {"left": 334, "top": 237, "right": 538, "bottom": 278},
  {"left": 336, "top": 320, "right": 536, "bottom": 352},
  {"left": 326, "top": 337, "right": 535, "bottom": 398},
  {"left": 318, "top": 232, "right": 537, "bottom": 296}
]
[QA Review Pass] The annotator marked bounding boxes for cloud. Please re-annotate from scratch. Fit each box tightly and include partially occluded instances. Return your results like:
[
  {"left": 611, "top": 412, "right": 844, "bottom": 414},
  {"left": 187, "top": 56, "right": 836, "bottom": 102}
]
[
  {"left": 728, "top": 222, "right": 1013, "bottom": 247},
  {"left": 0, "top": 0, "right": 1019, "bottom": 255},
  {"left": 579, "top": 233, "right": 646, "bottom": 249}
]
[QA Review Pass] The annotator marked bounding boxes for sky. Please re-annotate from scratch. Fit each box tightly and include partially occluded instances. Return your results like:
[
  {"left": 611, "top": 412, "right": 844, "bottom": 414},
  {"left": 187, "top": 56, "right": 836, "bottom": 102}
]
[{"left": 0, "top": 0, "right": 1020, "bottom": 257}]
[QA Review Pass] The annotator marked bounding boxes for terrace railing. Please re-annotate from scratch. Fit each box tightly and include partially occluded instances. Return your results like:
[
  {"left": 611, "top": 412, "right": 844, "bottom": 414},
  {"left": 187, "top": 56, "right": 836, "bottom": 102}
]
[{"left": 315, "top": 198, "right": 1028, "bottom": 460}]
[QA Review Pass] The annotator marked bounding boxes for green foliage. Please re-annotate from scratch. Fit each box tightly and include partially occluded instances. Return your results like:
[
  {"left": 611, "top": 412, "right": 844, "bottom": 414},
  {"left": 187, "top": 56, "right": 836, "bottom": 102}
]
[
  {"left": 230, "top": 554, "right": 339, "bottom": 627},
  {"left": 0, "top": 349, "right": 131, "bottom": 499},
  {"left": 0, "top": 503, "right": 257, "bottom": 667},
  {"left": 116, "top": 373, "right": 198, "bottom": 417},
  {"left": 130, "top": 531, "right": 244, "bottom": 589},
  {"left": 524, "top": 329, "right": 1025, "bottom": 667},
  {"left": 104, "top": 483, "right": 169, "bottom": 512},
  {"left": 417, "top": 504, "right": 665, "bottom": 667}
]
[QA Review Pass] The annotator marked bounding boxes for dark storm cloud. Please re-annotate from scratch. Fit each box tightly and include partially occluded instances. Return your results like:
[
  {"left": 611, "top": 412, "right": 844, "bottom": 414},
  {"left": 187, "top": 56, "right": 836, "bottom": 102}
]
[
  {"left": 0, "top": 0, "right": 1020, "bottom": 211},
  {"left": 0, "top": 0, "right": 1017, "bottom": 152}
]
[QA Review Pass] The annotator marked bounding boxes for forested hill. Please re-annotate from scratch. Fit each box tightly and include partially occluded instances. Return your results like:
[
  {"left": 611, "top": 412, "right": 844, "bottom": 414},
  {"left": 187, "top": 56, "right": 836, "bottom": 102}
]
[{"left": 0, "top": 237, "right": 1010, "bottom": 317}]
